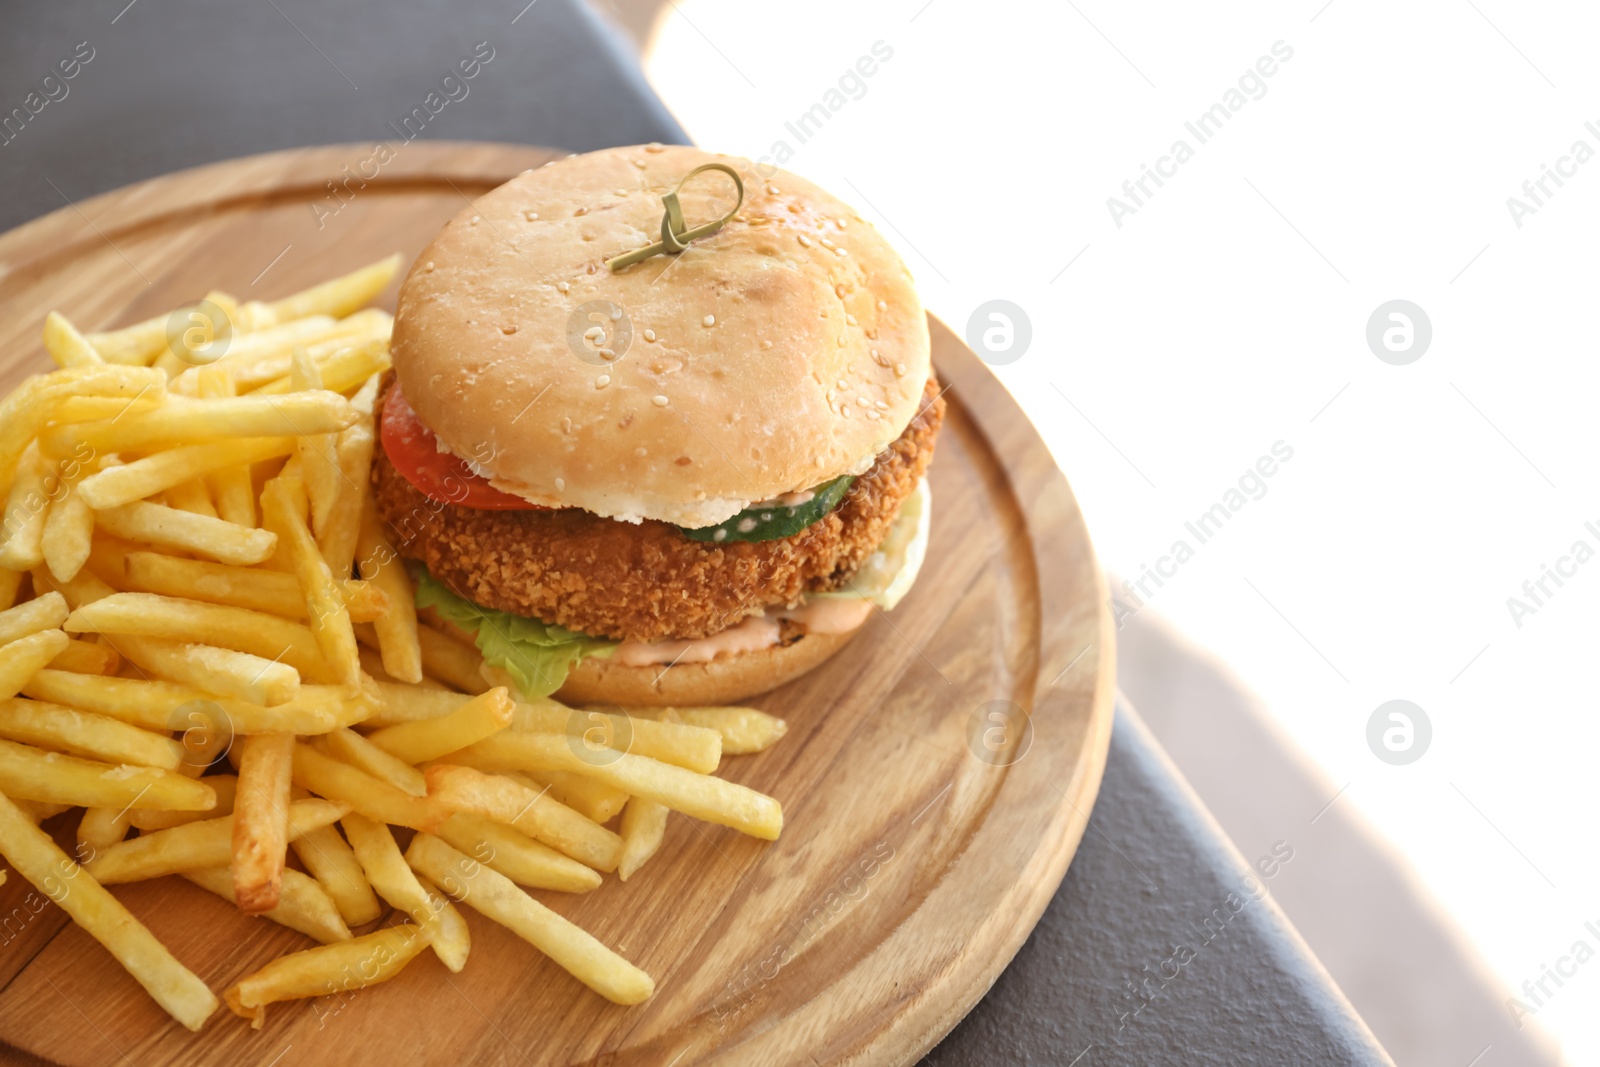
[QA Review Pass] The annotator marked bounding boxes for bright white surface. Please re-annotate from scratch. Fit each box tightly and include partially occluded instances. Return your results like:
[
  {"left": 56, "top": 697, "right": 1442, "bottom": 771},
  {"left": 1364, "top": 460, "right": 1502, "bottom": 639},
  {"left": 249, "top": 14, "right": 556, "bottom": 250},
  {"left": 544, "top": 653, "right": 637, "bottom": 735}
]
[{"left": 647, "top": 1, "right": 1599, "bottom": 1059}]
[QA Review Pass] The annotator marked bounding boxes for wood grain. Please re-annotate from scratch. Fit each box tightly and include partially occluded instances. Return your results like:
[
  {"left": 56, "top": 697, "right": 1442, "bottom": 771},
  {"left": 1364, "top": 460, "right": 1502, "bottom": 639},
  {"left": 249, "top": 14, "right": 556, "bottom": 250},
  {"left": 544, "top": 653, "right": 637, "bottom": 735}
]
[{"left": 0, "top": 143, "right": 1114, "bottom": 1066}]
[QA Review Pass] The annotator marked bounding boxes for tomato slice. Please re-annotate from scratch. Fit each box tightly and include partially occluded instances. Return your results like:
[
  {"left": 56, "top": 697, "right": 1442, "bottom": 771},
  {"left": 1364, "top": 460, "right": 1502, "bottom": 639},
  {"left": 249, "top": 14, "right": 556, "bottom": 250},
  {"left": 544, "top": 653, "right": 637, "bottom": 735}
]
[{"left": 380, "top": 383, "right": 543, "bottom": 510}]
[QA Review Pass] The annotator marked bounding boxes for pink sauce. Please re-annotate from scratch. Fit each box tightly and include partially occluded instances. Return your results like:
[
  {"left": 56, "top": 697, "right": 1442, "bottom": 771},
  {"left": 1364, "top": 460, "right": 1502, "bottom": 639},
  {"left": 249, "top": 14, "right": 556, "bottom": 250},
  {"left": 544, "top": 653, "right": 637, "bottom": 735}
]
[{"left": 612, "top": 598, "right": 874, "bottom": 666}]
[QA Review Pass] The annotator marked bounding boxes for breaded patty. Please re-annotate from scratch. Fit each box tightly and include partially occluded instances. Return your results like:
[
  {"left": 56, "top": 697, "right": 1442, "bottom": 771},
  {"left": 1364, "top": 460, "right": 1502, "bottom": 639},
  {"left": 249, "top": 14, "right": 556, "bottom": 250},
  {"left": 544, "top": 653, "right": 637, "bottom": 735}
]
[{"left": 373, "top": 377, "right": 945, "bottom": 642}]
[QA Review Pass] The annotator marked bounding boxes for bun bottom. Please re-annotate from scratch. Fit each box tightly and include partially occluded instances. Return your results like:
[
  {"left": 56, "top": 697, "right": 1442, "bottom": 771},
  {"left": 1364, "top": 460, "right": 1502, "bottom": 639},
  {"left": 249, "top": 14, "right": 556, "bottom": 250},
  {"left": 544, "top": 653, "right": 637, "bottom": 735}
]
[{"left": 555, "top": 627, "right": 860, "bottom": 707}]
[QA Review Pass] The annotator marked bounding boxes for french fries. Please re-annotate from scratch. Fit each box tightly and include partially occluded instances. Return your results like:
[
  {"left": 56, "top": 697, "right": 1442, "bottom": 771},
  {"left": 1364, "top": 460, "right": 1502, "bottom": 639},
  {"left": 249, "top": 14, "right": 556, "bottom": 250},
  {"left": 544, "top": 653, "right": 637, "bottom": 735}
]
[
  {"left": 261, "top": 477, "right": 360, "bottom": 688},
  {"left": 453, "top": 731, "right": 783, "bottom": 840},
  {"left": 131, "top": 773, "right": 237, "bottom": 831},
  {"left": 225, "top": 923, "right": 428, "bottom": 1028},
  {"left": 343, "top": 813, "right": 470, "bottom": 972},
  {"left": 95, "top": 500, "right": 278, "bottom": 566},
  {"left": 124, "top": 551, "right": 388, "bottom": 622},
  {"left": 0, "top": 591, "right": 69, "bottom": 646},
  {"left": 407, "top": 834, "right": 653, "bottom": 1005},
  {"left": 512, "top": 703, "right": 722, "bottom": 773},
  {"left": 366, "top": 687, "right": 513, "bottom": 765},
  {"left": 0, "top": 256, "right": 807, "bottom": 1032},
  {"left": 292, "top": 742, "right": 449, "bottom": 832},
  {"left": 233, "top": 733, "right": 295, "bottom": 913},
  {"left": 65, "top": 591, "right": 335, "bottom": 683},
  {"left": 0, "top": 629, "right": 72, "bottom": 700},
  {"left": 85, "top": 798, "right": 346, "bottom": 884},
  {"left": 183, "top": 866, "right": 351, "bottom": 945},
  {"left": 76, "top": 437, "right": 297, "bottom": 511},
  {"left": 434, "top": 813, "right": 602, "bottom": 894},
  {"left": 0, "top": 737, "right": 216, "bottom": 811},
  {"left": 356, "top": 512, "right": 422, "bottom": 684},
  {"left": 42, "top": 311, "right": 103, "bottom": 368},
  {"left": 0, "top": 793, "right": 218, "bottom": 1030},
  {"left": 618, "top": 798, "right": 670, "bottom": 881},
  {"left": 291, "top": 822, "right": 384, "bottom": 928},
  {"left": 0, "top": 697, "right": 186, "bottom": 770},
  {"left": 424, "top": 764, "right": 622, "bottom": 871},
  {"left": 317, "top": 727, "right": 427, "bottom": 796},
  {"left": 39, "top": 392, "right": 356, "bottom": 457}
]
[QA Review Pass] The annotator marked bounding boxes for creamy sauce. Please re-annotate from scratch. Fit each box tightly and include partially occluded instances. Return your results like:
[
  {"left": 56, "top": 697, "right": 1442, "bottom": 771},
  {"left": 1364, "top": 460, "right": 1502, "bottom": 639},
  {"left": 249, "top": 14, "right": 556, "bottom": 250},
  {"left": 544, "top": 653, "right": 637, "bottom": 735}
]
[
  {"left": 612, "top": 598, "right": 875, "bottom": 667},
  {"left": 614, "top": 613, "right": 782, "bottom": 667}
]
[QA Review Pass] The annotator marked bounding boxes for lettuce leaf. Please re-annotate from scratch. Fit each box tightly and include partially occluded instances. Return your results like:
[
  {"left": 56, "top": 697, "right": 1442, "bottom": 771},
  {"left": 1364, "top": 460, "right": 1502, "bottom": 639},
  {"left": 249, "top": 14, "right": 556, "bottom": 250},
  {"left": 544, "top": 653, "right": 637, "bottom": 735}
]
[{"left": 414, "top": 569, "right": 614, "bottom": 700}]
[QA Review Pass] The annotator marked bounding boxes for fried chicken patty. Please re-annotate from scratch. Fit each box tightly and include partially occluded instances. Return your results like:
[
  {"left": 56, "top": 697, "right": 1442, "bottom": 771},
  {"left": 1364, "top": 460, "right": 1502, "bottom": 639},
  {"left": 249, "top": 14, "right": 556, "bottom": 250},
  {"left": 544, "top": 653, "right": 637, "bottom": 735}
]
[{"left": 372, "top": 377, "right": 945, "bottom": 643}]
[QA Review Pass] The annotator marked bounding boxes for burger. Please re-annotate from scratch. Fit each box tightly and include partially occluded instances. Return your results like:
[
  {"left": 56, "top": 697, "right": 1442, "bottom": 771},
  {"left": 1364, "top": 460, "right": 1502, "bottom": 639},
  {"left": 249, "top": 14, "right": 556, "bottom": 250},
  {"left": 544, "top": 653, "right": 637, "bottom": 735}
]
[{"left": 372, "top": 145, "right": 944, "bottom": 706}]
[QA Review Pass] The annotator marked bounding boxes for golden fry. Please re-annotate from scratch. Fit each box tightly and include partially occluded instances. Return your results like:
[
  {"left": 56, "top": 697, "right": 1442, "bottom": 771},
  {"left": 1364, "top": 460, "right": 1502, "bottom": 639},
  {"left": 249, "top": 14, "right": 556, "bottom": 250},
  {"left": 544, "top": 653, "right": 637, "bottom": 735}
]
[
  {"left": 434, "top": 812, "right": 601, "bottom": 893},
  {"left": 0, "top": 590, "right": 69, "bottom": 646},
  {"left": 0, "top": 736, "right": 216, "bottom": 810},
  {"left": 0, "top": 793, "right": 218, "bottom": 1030},
  {"left": 407, "top": 833, "right": 654, "bottom": 1005},
  {"left": 261, "top": 478, "right": 359, "bottom": 688},
  {"left": 225, "top": 923, "right": 428, "bottom": 1028},
  {"left": 456, "top": 731, "right": 782, "bottom": 840},
  {"left": 182, "top": 865, "right": 351, "bottom": 944},
  {"left": 95, "top": 500, "right": 278, "bottom": 566},
  {"left": 77, "top": 436, "right": 295, "bottom": 510},
  {"left": 0, "top": 697, "right": 185, "bottom": 769},
  {"left": 617, "top": 797, "right": 669, "bottom": 881},
  {"left": 290, "top": 822, "right": 384, "bottom": 928},
  {"left": 343, "top": 813, "right": 470, "bottom": 972},
  {"left": 316, "top": 727, "right": 426, "bottom": 796},
  {"left": 85, "top": 798, "right": 346, "bottom": 883},
  {"left": 512, "top": 703, "right": 722, "bottom": 774},
  {"left": 355, "top": 512, "right": 422, "bottom": 684},
  {"left": 424, "top": 764, "right": 622, "bottom": 871},
  {"left": 233, "top": 733, "right": 294, "bottom": 913},
  {"left": 292, "top": 742, "right": 449, "bottom": 832},
  {"left": 366, "top": 687, "right": 512, "bottom": 765},
  {"left": 0, "top": 629, "right": 72, "bottom": 700},
  {"left": 131, "top": 774, "right": 237, "bottom": 831}
]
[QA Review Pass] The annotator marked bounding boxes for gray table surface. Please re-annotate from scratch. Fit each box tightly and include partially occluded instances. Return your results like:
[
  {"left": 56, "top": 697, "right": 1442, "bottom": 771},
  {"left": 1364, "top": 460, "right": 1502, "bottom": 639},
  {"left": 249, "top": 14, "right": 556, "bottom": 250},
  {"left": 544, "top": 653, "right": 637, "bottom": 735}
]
[{"left": 0, "top": 3, "right": 1393, "bottom": 1063}]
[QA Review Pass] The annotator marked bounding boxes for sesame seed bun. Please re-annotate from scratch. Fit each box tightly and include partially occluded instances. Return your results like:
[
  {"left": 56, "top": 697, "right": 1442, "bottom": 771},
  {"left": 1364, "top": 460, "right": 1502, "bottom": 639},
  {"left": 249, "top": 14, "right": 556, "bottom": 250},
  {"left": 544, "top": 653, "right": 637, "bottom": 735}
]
[
  {"left": 554, "top": 626, "right": 862, "bottom": 707},
  {"left": 390, "top": 144, "right": 931, "bottom": 529}
]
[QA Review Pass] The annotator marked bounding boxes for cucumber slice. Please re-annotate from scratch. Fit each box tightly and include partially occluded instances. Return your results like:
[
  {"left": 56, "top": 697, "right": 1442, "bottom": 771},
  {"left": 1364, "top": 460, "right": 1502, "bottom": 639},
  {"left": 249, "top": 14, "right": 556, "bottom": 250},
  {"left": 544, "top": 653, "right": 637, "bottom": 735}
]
[{"left": 680, "top": 475, "right": 855, "bottom": 543}]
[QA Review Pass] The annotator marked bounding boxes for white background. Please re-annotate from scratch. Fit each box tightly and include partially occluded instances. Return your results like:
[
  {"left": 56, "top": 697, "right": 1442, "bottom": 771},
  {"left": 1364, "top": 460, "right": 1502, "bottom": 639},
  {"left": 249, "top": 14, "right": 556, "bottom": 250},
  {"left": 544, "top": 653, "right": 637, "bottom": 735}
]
[{"left": 645, "top": 1, "right": 1600, "bottom": 1060}]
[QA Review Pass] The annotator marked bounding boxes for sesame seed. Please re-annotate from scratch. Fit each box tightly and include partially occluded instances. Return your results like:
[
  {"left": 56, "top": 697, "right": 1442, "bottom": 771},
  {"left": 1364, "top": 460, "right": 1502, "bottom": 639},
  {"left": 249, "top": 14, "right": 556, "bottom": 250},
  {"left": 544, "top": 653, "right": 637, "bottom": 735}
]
[
  {"left": 841, "top": 406, "right": 852, "bottom": 417},
  {"left": 834, "top": 247, "right": 849, "bottom": 256},
  {"left": 837, "top": 219, "right": 849, "bottom": 229},
  {"left": 555, "top": 477, "right": 566, "bottom": 490},
  {"left": 501, "top": 325, "right": 518, "bottom": 335},
  {"left": 524, "top": 210, "right": 539, "bottom": 221},
  {"left": 598, "top": 348, "right": 616, "bottom": 360},
  {"left": 867, "top": 410, "right": 880, "bottom": 420},
  {"left": 797, "top": 234, "right": 812, "bottom": 247},
  {"left": 837, "top": 336, "right": 846, "bottom": 347},
  {"left": 636, "top": 446, "right": 648, "bottom": 456},
  {"left": 787, "top": 203, "right": 802, "bottom": 214},
  {"left": 877, "top": 300, "right": 888, "bottom": 311},
  {"left": 643, "top": 329, "right": 657, "bottom": 343},
  {"left": 875, "top": 400, "right": 889, "bottom": 410},
  {"left": 471, "top": 215, "right": 481, "bottom": 223},
  {"left": 424, "top": 261, "right": 435, "bottom": 272},
  {"left": 766, "top": 184, "right": 779, "bottom": 195},
  {"left": 615, "top": 189, "right": 628, "bottom": 197},
  {"left": 820, "top": 238, "right": 836, "bottom": 250},
  {"left": 702, "top": 315, "right": 715, "bottom": 328},
  {"left": 695, "top": 490, "right": 707, "bottom": 501},
  {"left": 645, "top": 143, "right": 665, "bottom": 153},
  {"left": 557, "top": 282, "right": 570, "bottom": 293},
  {"left": 575, "top": 207, "right": 588, "bottom": 216},
  {"left": 632, "top": 158, "right": 646, "bottom": 168},
  {"left": 652, "top": 395, "right": 669, "bottom": 407},
  {"left": 837, "top": 379, "right": 848, "bottom": 389},
  {"left": 846, "top": 314, "right": 858, "bottom": 326},
  {"left": 857, "top": 397, "right": 870, "bottom": 407},
  {"left": 584, "top": 326, "right": 605, "bottom": 341},
  {"left": 895, "top": 363, "right": 906, "bottom": 377},
  {"left": 760, "top": 340, "right": 773, "bottom": 350},
  {"left": 561, "top": 417, "right": 572, "bottom": 433},
  {"left": 713, "top": 529, "right": 728, "bottom": 542},
  {"left": 596, "top": 374, "right": 611, "bottom": 388}
]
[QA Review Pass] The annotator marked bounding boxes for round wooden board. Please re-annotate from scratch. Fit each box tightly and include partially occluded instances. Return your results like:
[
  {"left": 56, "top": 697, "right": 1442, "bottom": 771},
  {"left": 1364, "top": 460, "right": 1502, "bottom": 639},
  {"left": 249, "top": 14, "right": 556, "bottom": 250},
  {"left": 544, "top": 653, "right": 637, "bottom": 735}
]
[{"left": 0, "top": 144, "right": 1114, "bottom": 1067}]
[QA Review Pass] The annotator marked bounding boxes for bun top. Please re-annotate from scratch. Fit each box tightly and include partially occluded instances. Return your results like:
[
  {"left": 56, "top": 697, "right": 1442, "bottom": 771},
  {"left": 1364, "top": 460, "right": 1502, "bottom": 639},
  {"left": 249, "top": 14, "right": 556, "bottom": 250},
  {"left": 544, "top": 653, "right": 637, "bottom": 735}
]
[{"left": 391, "top": 144, "right": 930, "bottom": 528}]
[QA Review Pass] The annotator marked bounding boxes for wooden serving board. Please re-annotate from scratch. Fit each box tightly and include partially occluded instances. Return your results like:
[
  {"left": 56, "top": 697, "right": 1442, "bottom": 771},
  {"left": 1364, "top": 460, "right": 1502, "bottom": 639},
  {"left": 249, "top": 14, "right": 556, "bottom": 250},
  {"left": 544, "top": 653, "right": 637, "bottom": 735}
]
[{"left": 0, "top": 144, "right": 1114, "bottom": 1067}]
